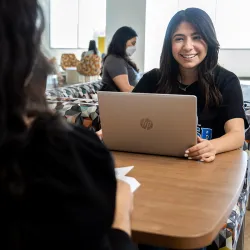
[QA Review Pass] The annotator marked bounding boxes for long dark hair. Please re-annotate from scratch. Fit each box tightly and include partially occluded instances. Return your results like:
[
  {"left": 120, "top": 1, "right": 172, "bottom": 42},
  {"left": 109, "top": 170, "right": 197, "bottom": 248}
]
[
  {"left": 0, "top": 0, "right": 53, "bottom": 198},
  {"left": 88, "top": 40, "right": 98, "bottom": 55},
  {"left": 157, "top": 8, "right": 221, "bottom": 107},
  {"left": 104, "top": 26, "right": 139, "bottom": 72}
]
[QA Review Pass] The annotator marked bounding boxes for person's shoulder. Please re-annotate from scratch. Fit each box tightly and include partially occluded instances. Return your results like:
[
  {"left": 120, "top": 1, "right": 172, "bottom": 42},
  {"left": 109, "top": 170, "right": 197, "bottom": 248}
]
[
  {"left": 28, "top": 115, "right": 116, "bottom": 200},
  {"left": 214, "top": 65, "right": 238, "bottom": 78},
  {"left": 106, "top": 54, "right": 124, "bottom": 62},
  {"left": 26, "top": 116, "right": 116, "bottom": 243},
  {"left": 30, "top": 115, "right": 113, "bottom": 166},
  {"left": 133, "top": 68, "right": 160, "bottom": 93},
  {"left": 214, "top": 65, "right": 239, "bottom": 89},
  {"left": 104, "top": 55, "right": 126, "bottom": 67},
  {"left": 142, "top": 68, "right": 161, "bottom": 81},
  {"left": 69, "top": 125, "right": 113, "bottom": 165}
]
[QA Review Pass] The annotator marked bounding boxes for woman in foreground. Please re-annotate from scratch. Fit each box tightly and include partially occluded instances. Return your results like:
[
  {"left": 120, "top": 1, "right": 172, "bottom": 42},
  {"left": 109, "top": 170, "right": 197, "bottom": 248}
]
[
  {"left": 0, "top": 1, "right": 136, "bottom": 249},
  {"left": 133, "top": 8, "right": 248, "bottom": 163}
]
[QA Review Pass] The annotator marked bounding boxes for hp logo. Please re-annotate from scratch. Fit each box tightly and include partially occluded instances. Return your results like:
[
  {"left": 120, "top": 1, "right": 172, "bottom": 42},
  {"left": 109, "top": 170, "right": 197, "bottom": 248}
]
[{"left": 140, "top": 118, "right": 153, "bottom": 130}]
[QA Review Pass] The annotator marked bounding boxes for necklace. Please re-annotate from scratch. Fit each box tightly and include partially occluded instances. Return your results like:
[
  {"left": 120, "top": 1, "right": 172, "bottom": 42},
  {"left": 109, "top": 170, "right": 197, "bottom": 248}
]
[{"left": 178, "top": 76, "right": 192, "bottom": 92}]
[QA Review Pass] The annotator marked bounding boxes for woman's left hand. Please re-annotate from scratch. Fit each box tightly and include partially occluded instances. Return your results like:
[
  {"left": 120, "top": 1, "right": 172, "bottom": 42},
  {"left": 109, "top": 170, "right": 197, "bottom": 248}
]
[{"left": 185, "top": 137, "right": 216, "bottom": 162}]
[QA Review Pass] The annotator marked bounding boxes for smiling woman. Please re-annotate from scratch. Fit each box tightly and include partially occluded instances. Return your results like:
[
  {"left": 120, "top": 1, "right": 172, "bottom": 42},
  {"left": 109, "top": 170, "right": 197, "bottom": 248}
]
[
  {"left": 133, "top": 7, "right": 248, "bottom": 163},
  {"left": 134, "top": 9, "right": 248, "bottom": 249},
  {"left": 172, "top": 22, "right": 208, "bottom": 73},
  {"left": 135, "top": 8, "right": 249, "bottom": 250}
]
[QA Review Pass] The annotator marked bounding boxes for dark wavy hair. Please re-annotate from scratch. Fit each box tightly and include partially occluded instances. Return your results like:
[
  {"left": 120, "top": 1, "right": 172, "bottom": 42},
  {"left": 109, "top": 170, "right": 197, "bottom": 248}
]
[
  {"left": 0, "top": 0, "right": 53, "bottom": 199},
  {"left": 104, "top": 26, "right": 139, "bottom": 72},
  {"left": 157, "top": 8, "right": 221, "bottom": 107},
  {"left": 88, "top": 40, "right": 98, "bottom": 55}
]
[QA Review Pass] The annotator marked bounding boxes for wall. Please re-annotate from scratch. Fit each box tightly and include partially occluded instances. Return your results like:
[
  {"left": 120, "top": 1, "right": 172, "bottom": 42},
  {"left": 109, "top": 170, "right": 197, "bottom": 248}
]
[
  {"left": 219, "top": 50, "right": 250, "bottom": 77},
  {"left": 40, "top": 0, "right": 250, "bottom": 77},
  {"left": 144, "top": 0, "right": 250, "bottom": 77},
  {"left": 144, "top": 0, "right": 178, "bottom": 71},
  {"left": 106, "top": 0, "right": 146, "bottom": 72},
  {"left": 40, "top": 0, "right": 146, "bottom": 72},
  {"left": 39, "top": 0, "right": 86, "bottom": 63}
]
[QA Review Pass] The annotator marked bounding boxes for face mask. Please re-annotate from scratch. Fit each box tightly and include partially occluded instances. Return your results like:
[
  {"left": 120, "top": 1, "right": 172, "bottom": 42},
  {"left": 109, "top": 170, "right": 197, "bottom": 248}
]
[{"left": 126, "top": 46, "right": 136, "bottom": 56}]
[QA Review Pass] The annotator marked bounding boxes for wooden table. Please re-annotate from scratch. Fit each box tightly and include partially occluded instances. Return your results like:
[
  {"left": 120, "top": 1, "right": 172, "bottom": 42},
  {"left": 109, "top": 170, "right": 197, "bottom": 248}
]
[{"left": 113, "top": 150, "right": 248, "bottom": 249}]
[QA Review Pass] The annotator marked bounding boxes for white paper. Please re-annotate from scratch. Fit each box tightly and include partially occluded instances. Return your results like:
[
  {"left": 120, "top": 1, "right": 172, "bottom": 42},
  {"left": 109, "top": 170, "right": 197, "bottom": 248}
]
[
  {"left": 115, "top": 166, "right": 140, "bottom": 192},
  {"left": 115, "top": 166, "right": 134, "bottom": 178},
  {"left": 117, "top": 175, "right": 141, "bottom": 193}
]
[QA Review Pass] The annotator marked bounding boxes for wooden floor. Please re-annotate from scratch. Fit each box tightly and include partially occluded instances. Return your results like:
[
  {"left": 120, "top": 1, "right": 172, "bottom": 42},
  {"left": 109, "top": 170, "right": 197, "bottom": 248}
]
[{"left": 245, "top": 210, "right": 250, "bottom": 250}]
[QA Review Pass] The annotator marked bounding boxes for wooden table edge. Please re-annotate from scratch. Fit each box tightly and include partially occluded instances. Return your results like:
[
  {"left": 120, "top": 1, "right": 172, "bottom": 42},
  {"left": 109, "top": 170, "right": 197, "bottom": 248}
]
[
  {"left": 131, "top": 173, "right": 246, "bottom": 249},
  {"left": 115, "top": 151, "right": 248, "bottom": 249}
]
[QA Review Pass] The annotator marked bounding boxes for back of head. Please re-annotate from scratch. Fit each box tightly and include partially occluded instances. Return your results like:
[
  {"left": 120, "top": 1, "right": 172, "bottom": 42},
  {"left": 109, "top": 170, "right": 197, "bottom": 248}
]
[
  {"left": 0, "top": 0, "right": 43, "bottom": 121},
  {"left": 0, "top": 2, "right": 116, "bottom": 249},
  {"left": 88, "top": 40, "right": 98, "bottom": 54},
  {"left": 0, "top": 0, "right": 53, "bottom": 212},
  {"left": 25, "top": 52, "right": 54, "bottom": 115}
]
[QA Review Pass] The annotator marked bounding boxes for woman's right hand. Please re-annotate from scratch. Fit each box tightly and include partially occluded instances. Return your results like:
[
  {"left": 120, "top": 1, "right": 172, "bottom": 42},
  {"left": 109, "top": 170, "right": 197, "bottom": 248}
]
[{"left": 112, "top": 180, "right": 133, "bottom": 236}]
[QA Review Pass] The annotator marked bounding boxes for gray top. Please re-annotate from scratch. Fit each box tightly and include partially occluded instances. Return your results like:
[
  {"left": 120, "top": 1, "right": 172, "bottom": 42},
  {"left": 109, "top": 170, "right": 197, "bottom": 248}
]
[{"left": 101, "top": 55, "right": 140, "bottom": 91}]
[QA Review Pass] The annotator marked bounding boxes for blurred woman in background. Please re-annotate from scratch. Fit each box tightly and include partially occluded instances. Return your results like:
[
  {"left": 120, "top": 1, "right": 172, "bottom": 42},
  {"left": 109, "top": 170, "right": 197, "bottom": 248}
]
[{"left": 101, "top": 26, "right": 140, "bottom": 92}]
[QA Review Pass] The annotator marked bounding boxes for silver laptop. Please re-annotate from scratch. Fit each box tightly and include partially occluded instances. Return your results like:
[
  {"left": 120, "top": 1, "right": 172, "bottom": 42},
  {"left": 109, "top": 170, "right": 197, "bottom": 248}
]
[{"left": 97, "top": 92, "right": 197, "bottom": 157}]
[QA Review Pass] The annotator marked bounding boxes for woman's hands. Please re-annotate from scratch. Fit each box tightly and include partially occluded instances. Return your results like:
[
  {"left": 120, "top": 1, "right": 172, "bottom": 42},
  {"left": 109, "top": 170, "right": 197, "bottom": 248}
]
[{"left": 185, "top": 137, "right": 216, "bottom": 162}]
